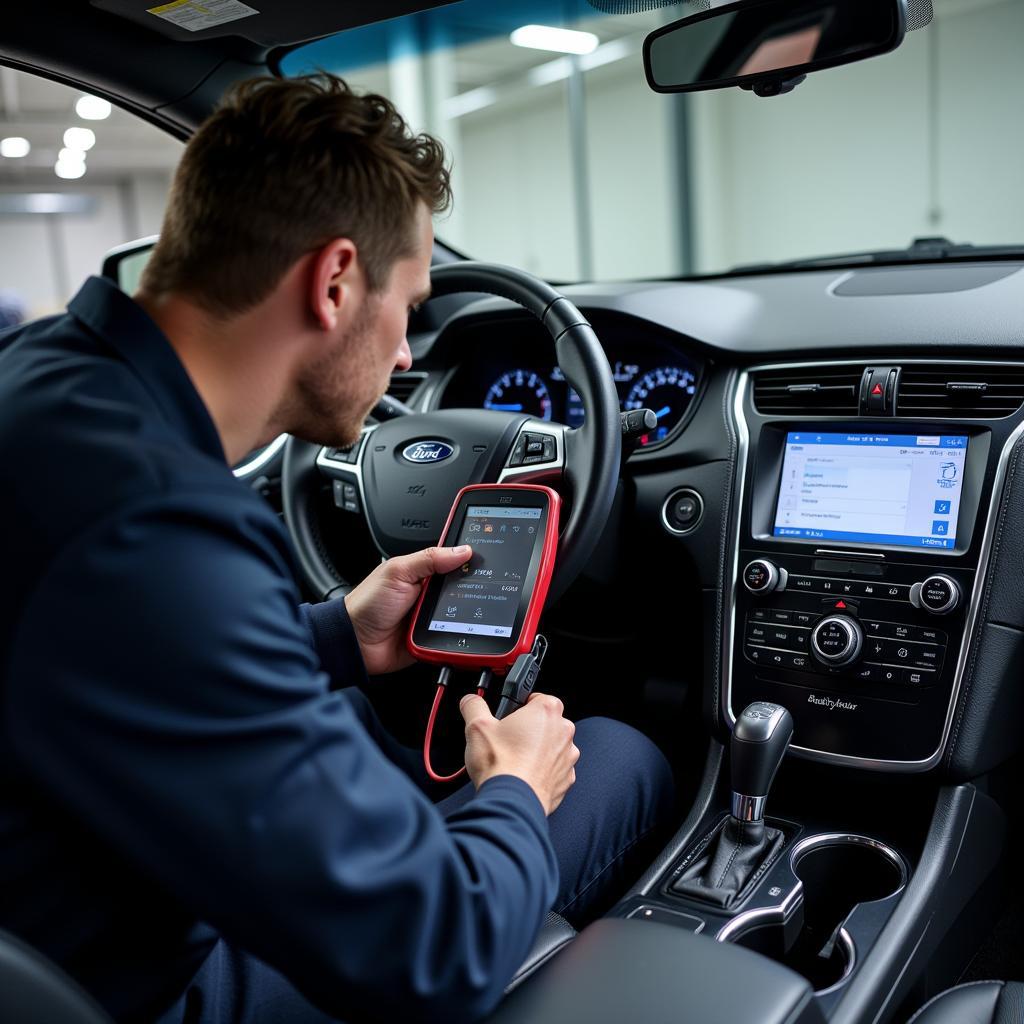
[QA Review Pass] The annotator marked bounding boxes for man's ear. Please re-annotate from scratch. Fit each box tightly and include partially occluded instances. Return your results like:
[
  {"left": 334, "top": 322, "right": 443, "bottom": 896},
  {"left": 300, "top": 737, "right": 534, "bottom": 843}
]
[{"left": 309, "top": 238, "right": 360, "bottom": 331}]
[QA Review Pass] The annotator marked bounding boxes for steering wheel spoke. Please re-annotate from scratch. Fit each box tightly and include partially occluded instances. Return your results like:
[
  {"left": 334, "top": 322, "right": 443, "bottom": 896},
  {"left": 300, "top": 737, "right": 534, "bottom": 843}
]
[
  {"left": 498, "top": 419, "right": 567, "bottom": 486},
  {"left": 283, "top": 261, "right": 620, "bottom": 603}
]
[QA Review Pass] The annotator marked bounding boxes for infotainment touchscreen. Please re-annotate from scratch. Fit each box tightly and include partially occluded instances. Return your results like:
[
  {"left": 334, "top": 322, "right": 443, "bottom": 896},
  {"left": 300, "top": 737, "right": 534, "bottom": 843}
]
[{"left": 773, "top": 432, "right": 969, "bottom": 550}]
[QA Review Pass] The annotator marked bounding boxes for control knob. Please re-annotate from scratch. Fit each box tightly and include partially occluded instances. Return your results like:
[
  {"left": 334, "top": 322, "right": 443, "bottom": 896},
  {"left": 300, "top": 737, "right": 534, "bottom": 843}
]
[
  {"left": 911, "top": 574, "right": 960, "bottom": 615},
  {"left": 811, "top": 615, "right": 864, "bottom": 667},
  {"left": 742, "top": 559, "right": 787, "bottom": 596}
]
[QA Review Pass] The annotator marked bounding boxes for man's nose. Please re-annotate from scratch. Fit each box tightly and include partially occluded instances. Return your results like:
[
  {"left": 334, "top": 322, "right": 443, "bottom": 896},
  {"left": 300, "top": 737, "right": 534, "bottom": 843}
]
[{"left": 394, "top": 337, "right": 413, "bottom": 372}]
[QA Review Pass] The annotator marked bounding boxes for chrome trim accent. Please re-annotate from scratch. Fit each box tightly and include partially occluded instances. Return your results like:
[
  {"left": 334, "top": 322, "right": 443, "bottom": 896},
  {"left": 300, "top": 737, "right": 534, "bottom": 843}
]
[
  {"left": 661, "top": 487, "right": 705, "bottom": 537},
  {"left": 315, "top": 426, "right": 388, "bottom": 557},
  {"left": 790, "top": 832, "right": 909, "bottom": 893},
  {"left": 724, "top": 360, "right": 1024, "bottom": 771},
  {"left": 810, "top": 615, "right": 863, "bottom": 667},
  {"left": 814, "top": 548, "right": 885, "bottom": 560},
  {"left": 498, "top": 420, "right": 567, "bottom": 484},
  {"left": 715, "top": 880, "right": 804, "bottom": 943},
  {"left": 730, "top": 794, "right": 766, "bottom": 822},
  {"left": 232, "top": 433, "right": 288, "bottom": 479},
  {"left": 815, "top": 929, "right": 856, "bottom": 996},
  {"left": 917, "top": 574, "right": 960, "bottom": 615},
  {"left": 742, "top": 558, "right": 779, "bottom": 594}
]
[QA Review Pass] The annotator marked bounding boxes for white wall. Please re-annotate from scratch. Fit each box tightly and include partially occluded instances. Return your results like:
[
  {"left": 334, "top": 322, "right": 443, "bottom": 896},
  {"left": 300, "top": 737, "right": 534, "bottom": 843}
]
[
  {"left": 688, "top": 0, "right": 1024, "bottom": 273},
  {"left": 0, "top": 173, "right": 173, "bottom": 317}
]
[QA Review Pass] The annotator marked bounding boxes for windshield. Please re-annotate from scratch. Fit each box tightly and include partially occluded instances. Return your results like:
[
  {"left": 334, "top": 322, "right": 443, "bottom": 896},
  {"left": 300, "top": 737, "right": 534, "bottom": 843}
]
[{"left": 282, "top": 0, "right": 1024, "bottom": 281}]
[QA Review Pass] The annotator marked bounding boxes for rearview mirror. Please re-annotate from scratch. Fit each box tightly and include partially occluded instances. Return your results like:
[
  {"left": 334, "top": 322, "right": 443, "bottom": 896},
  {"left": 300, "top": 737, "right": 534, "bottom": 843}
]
[
  {"left": 102, "top": 235, "right": 158, "bottom": 294},
  {"left": 644, "top": 0, "right": 908, "bottom": 97}
]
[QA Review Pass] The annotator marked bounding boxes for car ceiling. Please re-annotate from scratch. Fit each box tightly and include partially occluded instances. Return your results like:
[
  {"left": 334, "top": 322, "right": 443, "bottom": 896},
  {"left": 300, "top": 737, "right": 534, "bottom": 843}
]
[{"left": 0, "top": 0, "right": 463, "bottom": 134}]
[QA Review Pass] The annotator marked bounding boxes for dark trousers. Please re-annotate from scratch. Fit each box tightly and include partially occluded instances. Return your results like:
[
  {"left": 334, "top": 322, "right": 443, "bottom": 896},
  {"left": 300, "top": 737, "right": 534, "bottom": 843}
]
[{"left": 158, "top": 692, "right": 674, "bottom": 1023}]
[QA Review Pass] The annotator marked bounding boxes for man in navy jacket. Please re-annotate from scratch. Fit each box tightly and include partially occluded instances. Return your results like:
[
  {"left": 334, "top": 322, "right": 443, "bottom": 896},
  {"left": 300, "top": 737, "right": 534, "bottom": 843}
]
[{"left": 0, "top": 75, "right": 672, "bottom": 1023}]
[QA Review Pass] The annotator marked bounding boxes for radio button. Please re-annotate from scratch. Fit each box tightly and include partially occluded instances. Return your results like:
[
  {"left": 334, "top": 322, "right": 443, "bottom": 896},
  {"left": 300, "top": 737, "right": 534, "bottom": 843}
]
[
  {"left": 746, "top": 623, "right": 769, "bottom": 644},
  {"left": 788, "top": 575, "right": 818, "bottom": 592},
  {"left": 878, "top": 666, "right": 900, "bottom": 684},
  {"left": 743, "top": 559, "right": 782, "bottom": 595},
  {"left": 852, "top": 664, "right": 882, "bottom": 682},
  {"left": 770, "top": 610, "right": 793, "bottom": 624},
  {"left": 880, "top": 584, "right": 911, "bottom": 601},
  {"left": 811, "top": 615, "right": 863, "bottom": 666},
  {"left": 862, "top": 619, "right": 885, "bottom": 635},
  {"left": 782, "top": 652, "right": 811, "bottom": 671},
  {"left": 911, "top": 646, "right": 944, "bottom": 670},
  {"left": 851, "top": 581, "right": 883, "bottom": 598},
  {"left": 749, "top": 608, "right": 768, "bottom": 621},
  {"left": 914, "top": 626, "right": 945, "bottom": 644},
  {"left": 792, "top": 612, "right": 818, "bottom": 627},
  {"left": 915, "top": 575, "right": 961, "bottom": 615},
  {"left": 903, "top": 669, "right": 935, "bottom": 686}
]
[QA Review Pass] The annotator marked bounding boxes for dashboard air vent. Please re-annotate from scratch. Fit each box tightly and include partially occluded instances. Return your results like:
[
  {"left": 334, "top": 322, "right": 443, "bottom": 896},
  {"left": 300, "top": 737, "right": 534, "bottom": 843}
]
[
  {"left": 896, "top": 366, "right": 1024, "bottom": 419},
  {"left": 753, "top": 367, "right": 862, "bottom": 415},
  {"left": 387, "top": 371, "right": 428, "bottom": 406}
]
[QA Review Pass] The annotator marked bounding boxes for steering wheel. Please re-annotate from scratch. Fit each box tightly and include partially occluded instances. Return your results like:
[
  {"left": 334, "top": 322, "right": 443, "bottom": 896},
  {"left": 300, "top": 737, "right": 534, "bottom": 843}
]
[{"left": 281, "top": 262, "right": 621, "bottom": 606}]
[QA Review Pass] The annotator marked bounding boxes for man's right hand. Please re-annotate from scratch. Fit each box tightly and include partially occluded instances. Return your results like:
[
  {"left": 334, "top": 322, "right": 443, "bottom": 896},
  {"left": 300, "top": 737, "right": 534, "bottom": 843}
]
[{"left": 459, "top": 692, "right": 579, "bottom": 816}]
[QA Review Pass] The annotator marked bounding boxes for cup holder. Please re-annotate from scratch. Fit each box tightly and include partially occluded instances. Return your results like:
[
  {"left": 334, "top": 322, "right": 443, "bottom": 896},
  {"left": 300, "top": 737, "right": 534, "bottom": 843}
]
[{"left": 727, "top": 833, "right": 908, "bottom": 995}]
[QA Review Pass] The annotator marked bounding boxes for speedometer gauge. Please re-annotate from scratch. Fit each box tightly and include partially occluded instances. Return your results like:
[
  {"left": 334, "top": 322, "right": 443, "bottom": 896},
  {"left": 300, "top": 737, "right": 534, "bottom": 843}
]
[
  {"left": 625, "top": 366, "right": 697, "bottom": 445},
  {"left": 484, "top": 370, "right": 553, "bottom": 421}
]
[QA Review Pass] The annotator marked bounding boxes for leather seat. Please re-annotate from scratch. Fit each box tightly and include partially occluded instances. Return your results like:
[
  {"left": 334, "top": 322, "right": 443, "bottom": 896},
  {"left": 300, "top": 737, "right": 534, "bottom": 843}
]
[
  {"left": 0, "top": 914, "right": 573, "bottom": 1019},
  {"left": 909, "top": 981, "right": 1024, "bottom": 1024},
  {"left": 0, "top": 927, "right": 113, "bottom": 1024},
  {"left": 507, "top": 911, "right": 576, "bottom": 991}
]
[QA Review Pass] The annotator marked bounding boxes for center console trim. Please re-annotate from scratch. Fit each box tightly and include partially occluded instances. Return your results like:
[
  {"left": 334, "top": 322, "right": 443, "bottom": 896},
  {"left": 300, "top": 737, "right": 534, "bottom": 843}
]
[{"left": 724, "top": 361, "right": 1024, "bottom": 771}]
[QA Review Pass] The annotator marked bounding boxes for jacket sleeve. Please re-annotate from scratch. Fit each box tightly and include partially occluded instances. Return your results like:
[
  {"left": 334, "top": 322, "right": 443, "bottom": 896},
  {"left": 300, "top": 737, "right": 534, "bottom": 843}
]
[
  {"left": 299, "top": 595, "right": 370, "bottom": 690},
  {"left": 5, "top": 491, "right": 559, "bottom": 1024}
]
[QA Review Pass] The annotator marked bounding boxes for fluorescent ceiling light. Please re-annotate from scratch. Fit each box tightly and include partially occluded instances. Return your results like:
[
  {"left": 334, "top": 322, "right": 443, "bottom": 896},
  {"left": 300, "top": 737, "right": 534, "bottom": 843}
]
[
  {"left": 63, "top": 127, "right": 96, "bottom": 152},
  {"left": 75, "top": 95, "right": 112, "bottom": 120},
  {"left": 511, "top": 25, "right": 599, "bottom": 55},
  {"left": 58, "top": 148, "right": 87, "bottom": 166},
  {"left": 0, "top": 136, "right": 31, "bottom": 158},
  {"left": 55, "top": 160, "right": 86, "bottom": 180}
]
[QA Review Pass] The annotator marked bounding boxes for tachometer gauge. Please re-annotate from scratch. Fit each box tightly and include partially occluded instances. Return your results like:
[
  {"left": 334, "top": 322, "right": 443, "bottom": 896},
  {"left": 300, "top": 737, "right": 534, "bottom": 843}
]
[
  {"left": 484, "top": 370, "right": 553, "bottom": 421},
  {"left": 625, "top": 366, "right": 697, "bottom": 445}
]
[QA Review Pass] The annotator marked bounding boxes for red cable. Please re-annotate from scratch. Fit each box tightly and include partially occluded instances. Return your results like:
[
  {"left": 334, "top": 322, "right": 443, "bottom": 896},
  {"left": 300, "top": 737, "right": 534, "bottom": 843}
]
[
  {"left": 422, "top": 683, "right": 488, "bottom": 784},
  {"left": 423, "top": 684, "right": 467, "bottom": 783}
]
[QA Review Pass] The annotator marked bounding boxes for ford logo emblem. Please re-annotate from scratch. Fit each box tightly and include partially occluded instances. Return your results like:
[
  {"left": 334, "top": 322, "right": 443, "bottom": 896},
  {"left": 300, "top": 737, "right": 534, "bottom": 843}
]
[{"left": 402, "top": 441, "right": 455, "bottom": 464}]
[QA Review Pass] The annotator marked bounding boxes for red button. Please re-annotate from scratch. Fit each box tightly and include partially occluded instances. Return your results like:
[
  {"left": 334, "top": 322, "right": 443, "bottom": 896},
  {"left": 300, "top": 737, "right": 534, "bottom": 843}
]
[{"left": 871, "top": 383, "right": 883, "bottom": 395}]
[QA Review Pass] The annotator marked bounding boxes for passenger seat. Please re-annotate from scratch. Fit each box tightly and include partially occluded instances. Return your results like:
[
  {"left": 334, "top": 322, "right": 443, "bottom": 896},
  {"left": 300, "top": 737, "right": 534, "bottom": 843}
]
[{"left": 909, "top": 980, "right": 1024, "bottom": 1023}]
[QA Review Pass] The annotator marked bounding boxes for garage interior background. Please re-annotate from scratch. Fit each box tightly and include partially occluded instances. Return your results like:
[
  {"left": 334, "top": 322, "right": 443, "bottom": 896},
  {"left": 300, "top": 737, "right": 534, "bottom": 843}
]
[{"left": 0, "top": 0, "right": 1019, "bottom": 320}]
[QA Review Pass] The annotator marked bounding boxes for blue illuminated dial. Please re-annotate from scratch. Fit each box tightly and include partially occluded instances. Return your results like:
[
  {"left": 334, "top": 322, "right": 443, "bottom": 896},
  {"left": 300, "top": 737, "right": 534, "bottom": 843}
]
[
  {"left": 625, "top": 366, "right": 697, "bottom": 445},
  {"left": 484, "top": 369, "right": 552, "bottom": 421}
]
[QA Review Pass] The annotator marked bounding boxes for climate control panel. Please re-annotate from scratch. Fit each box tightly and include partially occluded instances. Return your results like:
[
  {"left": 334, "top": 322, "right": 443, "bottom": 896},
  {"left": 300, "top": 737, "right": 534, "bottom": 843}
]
[{"left": 730, "top": 550, "right": 973, "bottom": 765}]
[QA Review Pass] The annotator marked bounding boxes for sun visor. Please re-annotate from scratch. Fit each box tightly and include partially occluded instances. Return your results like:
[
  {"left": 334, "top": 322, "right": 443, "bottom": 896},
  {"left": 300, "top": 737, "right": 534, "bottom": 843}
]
[{"left": 88, "top": 0, "right": 461, "bottom": 46}]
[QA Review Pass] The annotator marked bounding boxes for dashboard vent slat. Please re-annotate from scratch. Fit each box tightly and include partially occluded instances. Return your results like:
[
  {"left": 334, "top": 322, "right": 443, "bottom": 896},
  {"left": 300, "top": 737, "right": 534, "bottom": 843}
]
[
  {"left": 753, "top": 368, "right": 862, "bottom": 415},
  {"left": 896, "top": 367, "right": 1024, "bottom": 418},
  {"left": 387, "top": 371, "right": 428, "bottom": 406}
]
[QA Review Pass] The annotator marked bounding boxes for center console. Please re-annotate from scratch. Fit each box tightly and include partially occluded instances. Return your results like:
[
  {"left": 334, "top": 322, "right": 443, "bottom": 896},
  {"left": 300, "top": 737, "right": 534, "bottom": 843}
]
[{"left": 723, "top": 365, "right": 1024, "bottom": 771}]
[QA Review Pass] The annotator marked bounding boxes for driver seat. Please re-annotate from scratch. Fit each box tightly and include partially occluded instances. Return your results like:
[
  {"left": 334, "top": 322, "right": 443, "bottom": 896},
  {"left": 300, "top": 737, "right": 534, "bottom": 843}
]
[
  {"left": 0, "top": 927, "right": 114, "bottom": 1024},
  {"left": 0, "top": 915, "right": 574, "bottom": 1021}
]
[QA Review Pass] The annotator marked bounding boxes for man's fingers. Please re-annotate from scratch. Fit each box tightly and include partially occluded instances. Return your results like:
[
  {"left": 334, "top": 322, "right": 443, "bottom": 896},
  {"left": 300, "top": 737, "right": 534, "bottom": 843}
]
[
  {"left": 460, "top": 693, "right": 493, "bottom": 726},
  {"left": 388, "top": 545, "right": 472, "bottom": 584}
]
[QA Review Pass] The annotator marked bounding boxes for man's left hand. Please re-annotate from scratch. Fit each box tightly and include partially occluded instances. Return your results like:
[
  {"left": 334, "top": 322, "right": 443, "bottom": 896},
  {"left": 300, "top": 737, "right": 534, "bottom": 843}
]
[{"left": 344, "top": 545, "right": 472, "bottom": 676}]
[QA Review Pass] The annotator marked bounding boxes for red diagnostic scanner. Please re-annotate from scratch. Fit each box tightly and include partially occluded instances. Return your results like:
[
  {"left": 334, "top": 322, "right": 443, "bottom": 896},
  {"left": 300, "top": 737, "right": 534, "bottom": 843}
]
[{"left": 408, "top": 483, "right": 561, "bottom": 673}]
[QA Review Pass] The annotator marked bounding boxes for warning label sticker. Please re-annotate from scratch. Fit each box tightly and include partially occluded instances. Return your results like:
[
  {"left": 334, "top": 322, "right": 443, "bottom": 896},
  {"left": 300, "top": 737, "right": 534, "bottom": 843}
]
[{"left": 146, "top": 0, "right": 258, "bottom": 32}]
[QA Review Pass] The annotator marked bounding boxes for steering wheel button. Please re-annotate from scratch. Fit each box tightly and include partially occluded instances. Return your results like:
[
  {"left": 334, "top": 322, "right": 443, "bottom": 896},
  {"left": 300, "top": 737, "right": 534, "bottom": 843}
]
[
  {"left": 542, "top": 437, "right": 557, "bottom": 459},
  {"left": 527, "top": 441, "right": 544, "bottom": 455}
]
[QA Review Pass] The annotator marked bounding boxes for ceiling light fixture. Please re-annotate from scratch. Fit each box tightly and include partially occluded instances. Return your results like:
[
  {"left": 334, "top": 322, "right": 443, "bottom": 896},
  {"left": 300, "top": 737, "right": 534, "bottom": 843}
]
[
  {"left": 63, "top": 127, "right": 96, "bottom": 152},
  {"left": 75, "top": 95, "right": 112, "bottom": 121},
  {"left": 0, "top": 137, "right": 31, "bottom": 158},
  {"left": 510, "top": 25, "right": 600, "bottom": 55},
  {"left": 55, "top": 160, "right": 87, "bottom": 180}
]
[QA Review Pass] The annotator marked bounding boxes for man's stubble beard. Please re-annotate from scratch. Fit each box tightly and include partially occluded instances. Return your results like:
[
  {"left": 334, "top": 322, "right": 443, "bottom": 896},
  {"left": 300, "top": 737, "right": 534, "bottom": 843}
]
[{"left": 283, "top": 295, "right": 389, "bottom": 449}]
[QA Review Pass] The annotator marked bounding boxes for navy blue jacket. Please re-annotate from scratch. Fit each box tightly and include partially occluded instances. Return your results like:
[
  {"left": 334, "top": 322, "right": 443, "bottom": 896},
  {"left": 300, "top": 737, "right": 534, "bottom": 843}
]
[{"left": 0, "top": 277, "right": 558, "bottom": 1023}]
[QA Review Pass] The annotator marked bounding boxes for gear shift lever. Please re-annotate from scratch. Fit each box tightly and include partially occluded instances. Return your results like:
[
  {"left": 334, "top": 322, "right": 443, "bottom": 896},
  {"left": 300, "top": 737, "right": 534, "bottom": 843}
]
[
  {"left": 730, "top": 701, "right": 794, "bottom": 823},
  {"left": 671, "top": 702, "right": 793, "bottom": 908}
]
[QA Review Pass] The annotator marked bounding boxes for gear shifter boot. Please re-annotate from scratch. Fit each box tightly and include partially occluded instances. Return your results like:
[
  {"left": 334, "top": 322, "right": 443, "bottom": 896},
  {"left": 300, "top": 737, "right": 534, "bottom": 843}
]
[{"left": 671, "top": 817, "right": 785, "bottom": 908}]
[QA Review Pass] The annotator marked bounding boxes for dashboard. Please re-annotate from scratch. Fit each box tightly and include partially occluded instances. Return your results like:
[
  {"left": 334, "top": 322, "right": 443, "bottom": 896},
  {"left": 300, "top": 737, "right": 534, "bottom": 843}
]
[
  {"left": 397, "top": 260, "right": 1024, "bottom": 781},
  {"left": 434, "top": 322, "right": 704, "bottom": 449}
]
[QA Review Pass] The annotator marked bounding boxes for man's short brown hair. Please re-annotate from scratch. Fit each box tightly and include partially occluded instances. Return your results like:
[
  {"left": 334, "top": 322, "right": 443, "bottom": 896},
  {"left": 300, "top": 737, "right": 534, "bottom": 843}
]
[{"left": 141, "top": 75, "right": 451, "bottom": 317}]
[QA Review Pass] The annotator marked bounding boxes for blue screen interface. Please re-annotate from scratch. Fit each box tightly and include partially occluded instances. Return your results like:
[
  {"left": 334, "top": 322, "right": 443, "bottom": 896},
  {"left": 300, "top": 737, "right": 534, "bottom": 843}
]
[{"left": 773, "top": 433, "right": 969, "bottom": 550}]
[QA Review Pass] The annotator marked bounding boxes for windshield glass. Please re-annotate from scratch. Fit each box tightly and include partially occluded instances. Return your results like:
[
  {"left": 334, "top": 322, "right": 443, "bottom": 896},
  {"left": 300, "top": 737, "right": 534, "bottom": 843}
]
[{"left": 282, "top": 0, "right": 1024, "bottom": 281}]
